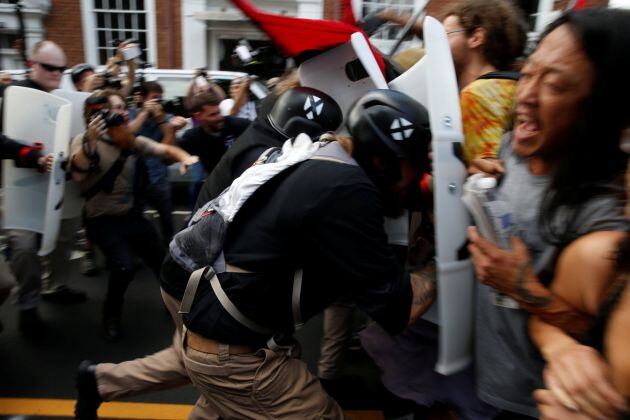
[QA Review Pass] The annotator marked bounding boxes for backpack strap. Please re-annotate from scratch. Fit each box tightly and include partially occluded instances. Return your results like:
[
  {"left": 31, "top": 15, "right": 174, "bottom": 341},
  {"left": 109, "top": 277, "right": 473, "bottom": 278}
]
[
  {"left": 477, "top": 71, "right": 520, "bottom": 81},
  {"left": 179, "top": 265, "right": 276, "bottom": 336},
  {"left": 311, "top": 141, "right": 358, "bottom": 166},
  {"left": 179, "top": 266, "right": 207, "bottom": 314},
  {"left": 81, "top": 149, "right": 132, "bottom": 201},
  {"left": 291, "top": 269, "right": 304, "bottom": 330}
]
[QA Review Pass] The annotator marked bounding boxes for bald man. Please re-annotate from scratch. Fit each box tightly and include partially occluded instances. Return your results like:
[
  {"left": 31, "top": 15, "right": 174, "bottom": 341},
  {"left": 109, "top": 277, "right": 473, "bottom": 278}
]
[
  {"left": 2, "top": 40, "right": 86, "bottom": 337},
  {"left": 27, "top": 41, "right": 67, "bottom": 92}
]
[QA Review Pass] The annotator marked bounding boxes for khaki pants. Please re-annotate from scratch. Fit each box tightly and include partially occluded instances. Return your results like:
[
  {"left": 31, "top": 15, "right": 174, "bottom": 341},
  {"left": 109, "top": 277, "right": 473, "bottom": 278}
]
[
  {"left": 95, "top": 289, "right": 217, "bottom": 420},
  {"left": 317, "top": 299, "right": 356, "bottom": 380},
  {"left": 183, "top": 339, "right": 345, "bottom": 419}
]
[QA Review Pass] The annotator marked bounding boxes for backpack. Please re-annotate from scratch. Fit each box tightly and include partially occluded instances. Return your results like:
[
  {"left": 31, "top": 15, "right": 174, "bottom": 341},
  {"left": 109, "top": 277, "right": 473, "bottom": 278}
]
[{"left": 174, "top": 136, "right": 356, "bottom": 348}]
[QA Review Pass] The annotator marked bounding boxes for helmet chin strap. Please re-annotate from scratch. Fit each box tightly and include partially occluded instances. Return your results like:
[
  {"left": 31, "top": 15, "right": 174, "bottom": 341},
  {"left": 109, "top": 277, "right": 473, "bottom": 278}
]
[{"left": 266, "top": 114, "right": 291, "bottom": 140}]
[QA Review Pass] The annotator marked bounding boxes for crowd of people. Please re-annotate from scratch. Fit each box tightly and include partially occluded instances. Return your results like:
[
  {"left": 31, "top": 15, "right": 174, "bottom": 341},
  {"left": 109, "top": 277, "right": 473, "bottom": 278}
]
[{"left": 0, "top": 1, "right": 629, "bottom": 419}]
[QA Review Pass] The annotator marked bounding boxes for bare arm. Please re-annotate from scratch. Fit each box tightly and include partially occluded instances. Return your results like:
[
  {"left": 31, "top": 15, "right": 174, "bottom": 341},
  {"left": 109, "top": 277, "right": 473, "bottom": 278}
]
[
  {"left": 157, "top": 118, "right": 175, "bottom": 146},
  {"left": 377, "top": 9, "right": 424, "bottom": 38},
  {"left": 528, "top": 232, "right": 629, "bottom": 418},
  {"left": 128, "top": 108, "right": 150, "bottom": 134},
  {"left": 139, "top": 138, "right": 198, "bottom": 171},
  {"left": 118, "top": 57, "right": 137, "bottom": 99},
  {"left": 408, "top": 263, "right": 437, "bottom": 325},
  {"left": 605, "top": 280, "right": 630, "bottom": 397},
  {"left": 468, "top": 226, "right": 595, "bottom": 336}
]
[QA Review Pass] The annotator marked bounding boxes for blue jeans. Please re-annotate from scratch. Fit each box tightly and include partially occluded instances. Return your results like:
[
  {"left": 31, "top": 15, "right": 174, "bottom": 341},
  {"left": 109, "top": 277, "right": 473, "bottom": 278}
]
[{"left": 85, "top": 212, "right": 165, "bottom": 317}]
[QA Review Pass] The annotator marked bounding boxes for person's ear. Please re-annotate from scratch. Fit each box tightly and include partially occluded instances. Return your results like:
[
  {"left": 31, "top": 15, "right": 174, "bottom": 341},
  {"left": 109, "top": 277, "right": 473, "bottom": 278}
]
[{"left": 468, "top": 27, "right": 486, "bottom": 49}]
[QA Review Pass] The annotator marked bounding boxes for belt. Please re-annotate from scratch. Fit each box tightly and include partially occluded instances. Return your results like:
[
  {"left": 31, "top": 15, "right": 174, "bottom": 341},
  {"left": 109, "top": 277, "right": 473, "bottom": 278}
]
[{"left": 186, "top": 330, "right": 254, "bottom": 355}]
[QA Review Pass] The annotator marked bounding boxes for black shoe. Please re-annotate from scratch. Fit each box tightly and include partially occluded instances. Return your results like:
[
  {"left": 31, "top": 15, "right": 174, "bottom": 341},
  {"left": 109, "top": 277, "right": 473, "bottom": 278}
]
[
  {"left": 19, "top": 308, "right": 46, "bottom": 337},
  {"left": 75, "top": 360, "right": 102, "bottom": 420},
  {"left": 42, "top": 285, "right": 87, "bottom": 304},
  {"left": 102, "top": 316, "right": 121, "bottom": 342},
  {"left": 81, "top": 252, "right": 100, "bottom": 277}
]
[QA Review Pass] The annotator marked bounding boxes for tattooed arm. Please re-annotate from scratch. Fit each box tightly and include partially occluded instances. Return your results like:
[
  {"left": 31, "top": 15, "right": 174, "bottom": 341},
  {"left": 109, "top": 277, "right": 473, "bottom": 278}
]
[
  {"left": 408, "top": 262, "right": 437, "bottom": 326},
  {"left": 467, "top": 227, "right": 623, "bottom": 336}
]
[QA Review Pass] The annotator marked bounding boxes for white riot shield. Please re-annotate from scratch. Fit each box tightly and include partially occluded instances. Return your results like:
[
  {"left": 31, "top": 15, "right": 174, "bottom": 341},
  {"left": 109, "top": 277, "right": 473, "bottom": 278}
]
[
  {"left": 2, "top": 86, "right": 72, "bottom": 256},
  {"left": 298, "top": 33, "right": 386, "bottom": 118},
  {"left": 52, "top": 89, "right": 90, "bottom": 220},
  {"left": 390, "top": 16, "right": 473, "bottom": 375}
]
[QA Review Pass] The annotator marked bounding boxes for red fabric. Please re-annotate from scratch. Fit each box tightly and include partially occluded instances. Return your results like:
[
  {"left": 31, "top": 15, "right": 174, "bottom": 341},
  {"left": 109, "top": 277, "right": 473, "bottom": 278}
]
[
  {"left": 420, "top": 172, "right": 431, "bottom": 194},
  {"left": 229, "top": 0, "right": 385, "bottom": 75},
  {"left": 18, "top": 142, "right": 42, "bottom": 167},
  {"left": 573, "top": 0, "right": 587, "bottom": 10},
  {"left": 18, "top": 146, "right": 31, "bottom": 162},
  {"left": 341, "top": 0, "right": 356, "bottom": 26}
]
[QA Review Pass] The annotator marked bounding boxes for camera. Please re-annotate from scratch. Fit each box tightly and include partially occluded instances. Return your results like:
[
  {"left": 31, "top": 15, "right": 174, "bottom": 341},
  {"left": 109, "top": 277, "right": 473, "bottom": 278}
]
[
  {"left": 159, "top": 97, "right": 189, "bottom": 118},
  {"left": 85, "top": 96, "right": 125, "bottom": 127},
  {"left": 112, "top": 38, "right": 142, "bottom": 61},
  {"left": 99, "top": 70, "right": 123, "bottom": 89}
]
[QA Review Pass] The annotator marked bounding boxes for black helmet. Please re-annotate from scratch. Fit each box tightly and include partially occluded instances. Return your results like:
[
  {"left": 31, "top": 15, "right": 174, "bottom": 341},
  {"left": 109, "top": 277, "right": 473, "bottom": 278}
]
[
  {"left": 347, "top": 89, "right": 431, "bottom": 174},
  {"left": 267, "top": 87, "right": 343, "bottom": 139}
]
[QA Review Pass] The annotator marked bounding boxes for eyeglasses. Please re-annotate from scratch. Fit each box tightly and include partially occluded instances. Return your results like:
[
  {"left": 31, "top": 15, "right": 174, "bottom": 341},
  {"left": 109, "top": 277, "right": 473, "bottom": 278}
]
[
  {"left": 446, "top": 29, "right": 467, "bottom": 37},
  {"left": 34, "top": 61, "right": 67, "bottom": 73}
]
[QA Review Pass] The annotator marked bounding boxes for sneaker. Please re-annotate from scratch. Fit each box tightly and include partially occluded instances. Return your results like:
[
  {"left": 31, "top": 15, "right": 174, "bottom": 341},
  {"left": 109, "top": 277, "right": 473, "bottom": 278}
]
[
  {"left": 41, "top": 257, "right": 52, "bottom": 281},
  {"left": 81, "top": 251, "right": 99, "bottom": 277},
  {"left": 75, "top": 360, "right": 102, "bottom": 420},
  {"left": 42, "top": 285, "right": 87, "bottom": 304},
  {"left": 19, "top": 308, "right": 46, "bottom": 337}
]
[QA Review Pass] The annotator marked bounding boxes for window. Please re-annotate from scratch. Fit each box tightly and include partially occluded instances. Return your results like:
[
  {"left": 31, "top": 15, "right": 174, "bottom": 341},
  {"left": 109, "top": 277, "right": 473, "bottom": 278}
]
[{"left": 82, "top": 0, "right": 156, "bottom": 66}]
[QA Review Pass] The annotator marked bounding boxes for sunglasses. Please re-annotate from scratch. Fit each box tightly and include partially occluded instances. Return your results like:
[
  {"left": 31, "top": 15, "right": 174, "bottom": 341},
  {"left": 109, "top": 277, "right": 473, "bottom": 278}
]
[{"left": 34, "top": 61, "right": 67, "bottom": 73}]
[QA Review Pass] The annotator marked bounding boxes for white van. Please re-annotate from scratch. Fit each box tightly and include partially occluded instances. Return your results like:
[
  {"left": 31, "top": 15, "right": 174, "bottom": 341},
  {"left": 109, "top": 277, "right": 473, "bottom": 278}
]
[{"left": 6, "top": 67, "right": 269, "bottom": 102}]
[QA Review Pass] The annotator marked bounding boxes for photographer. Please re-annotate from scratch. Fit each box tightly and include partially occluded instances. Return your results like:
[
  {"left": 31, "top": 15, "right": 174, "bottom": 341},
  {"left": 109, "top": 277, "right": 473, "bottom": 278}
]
[
  {"left": 72, "top": 40, "right": 139, "bottom": 97},
  {"left": 128, "top": 81, "right": 187, "bottom": 245},
  {"left": 183, "top": 68, "right": 226, "bottom": 113},
  {"left": 69, "top": 89, "right": 197, "bottom": 341},
  {"left": 219, "top": 76, "right": 257, "bottom": 121}
]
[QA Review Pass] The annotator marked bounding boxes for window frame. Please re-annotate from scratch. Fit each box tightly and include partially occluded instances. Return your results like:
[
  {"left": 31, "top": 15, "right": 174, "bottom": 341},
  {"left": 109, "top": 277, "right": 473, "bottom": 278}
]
[{"left": 81, "top": 0, "right": 157, "bottom": 66}]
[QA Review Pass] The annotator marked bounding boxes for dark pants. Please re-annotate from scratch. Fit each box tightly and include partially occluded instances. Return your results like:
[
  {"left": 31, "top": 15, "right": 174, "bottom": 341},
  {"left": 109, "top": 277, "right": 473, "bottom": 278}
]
[
  {"left": 85, "top": 212, "right": 165, "bottom": 318},
  {"left": 143, "top": 179, "right": 174, "bottom": 245}
]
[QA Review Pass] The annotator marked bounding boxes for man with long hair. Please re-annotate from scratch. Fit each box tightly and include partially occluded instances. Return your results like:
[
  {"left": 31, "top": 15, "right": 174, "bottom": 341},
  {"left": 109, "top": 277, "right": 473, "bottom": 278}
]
[{"left": 468, "top": 9, "right": 630, "bottom": 417}]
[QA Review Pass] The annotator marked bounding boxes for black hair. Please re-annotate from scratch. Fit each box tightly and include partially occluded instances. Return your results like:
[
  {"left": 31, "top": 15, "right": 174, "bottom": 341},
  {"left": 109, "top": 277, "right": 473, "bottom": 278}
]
[
  {"left": 138, "top": 81, "right": 163, "bottom": 97},
  {"left": 539, "top": 9, "right": 630, "bottom": 245}
]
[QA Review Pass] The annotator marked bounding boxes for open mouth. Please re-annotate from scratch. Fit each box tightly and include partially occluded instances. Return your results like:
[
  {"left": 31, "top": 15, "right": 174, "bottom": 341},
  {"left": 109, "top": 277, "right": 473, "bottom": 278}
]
[{"left": 514, "top": 114, "right": 540, "bottom": 142}]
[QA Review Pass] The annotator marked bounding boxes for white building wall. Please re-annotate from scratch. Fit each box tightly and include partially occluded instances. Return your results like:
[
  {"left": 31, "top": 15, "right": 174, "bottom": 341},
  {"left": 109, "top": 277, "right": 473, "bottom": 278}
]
[
  {"left": 0, "top": 1, "right": 50, "bottom": 69},
  {"left": 181, "top": 0, "right": 209, "bottom": 69},
  {"left": 182, "top": 0, "right": 319, "bottom": 70}
]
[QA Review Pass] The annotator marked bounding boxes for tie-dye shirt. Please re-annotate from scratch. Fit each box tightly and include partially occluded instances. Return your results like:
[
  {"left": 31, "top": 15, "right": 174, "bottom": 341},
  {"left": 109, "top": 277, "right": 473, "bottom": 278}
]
[{"left": 461, "top": 78, "right": 517, "bottom": 164}]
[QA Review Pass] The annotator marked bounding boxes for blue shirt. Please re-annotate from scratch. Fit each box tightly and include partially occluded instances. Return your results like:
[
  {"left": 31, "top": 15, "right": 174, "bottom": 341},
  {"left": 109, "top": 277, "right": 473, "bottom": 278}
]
[{"left": 129, "top": 108, "right": 169, "bottom": 185}]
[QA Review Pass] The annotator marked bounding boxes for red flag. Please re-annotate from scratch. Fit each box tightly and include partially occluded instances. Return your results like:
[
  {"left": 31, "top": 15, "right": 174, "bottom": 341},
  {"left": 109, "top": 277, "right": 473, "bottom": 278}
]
[
  {"left": 341, "top": 0, "right": 357, "bottom": 26},
  {"left": 229, "top": 0, "right": 385, "bottom": 74},
  {"left": 574, "top": 0, "right": 587, "bottom": 10},
  {"left": 567, "top": 0, "right": 587, "bottom": 10}
]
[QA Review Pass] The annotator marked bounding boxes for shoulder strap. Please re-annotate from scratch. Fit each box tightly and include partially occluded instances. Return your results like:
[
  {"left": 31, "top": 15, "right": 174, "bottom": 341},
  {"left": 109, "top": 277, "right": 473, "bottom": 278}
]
[
  {"left": 477, "top": 71, "right": 520, "bottom": 81},
  {"left": 311, "top": 141, "right": 357, "bottom": 166},
  {"left": 81, "top": 149, "right": 132, "bottom": 201}
]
